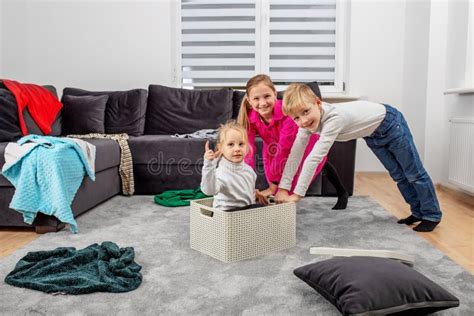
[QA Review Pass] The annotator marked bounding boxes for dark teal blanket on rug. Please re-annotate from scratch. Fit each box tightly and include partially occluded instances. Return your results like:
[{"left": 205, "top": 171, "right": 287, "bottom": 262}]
[{"left": 4, "top": 242, "right": 142, "bottom": 294}]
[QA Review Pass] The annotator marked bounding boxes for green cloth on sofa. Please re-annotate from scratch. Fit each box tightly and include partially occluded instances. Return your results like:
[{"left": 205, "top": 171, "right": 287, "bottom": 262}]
[
  {"left": 4, "top": 241, "right": 142, "bottom": 295},
  {"left": 154, "top": 188, "right": 208, "bottom": 207}
]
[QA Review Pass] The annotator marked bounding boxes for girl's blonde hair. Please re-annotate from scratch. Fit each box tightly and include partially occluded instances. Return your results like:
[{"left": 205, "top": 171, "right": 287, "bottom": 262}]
[
  {"left": 282, "top": 83, "right": 322, "bottom": 117},
  {"left": 237, "top": 74, "right": 277, "bottom": 130},
  {"left": 216, "top": 120, "right": 251, "bottom": 154}
]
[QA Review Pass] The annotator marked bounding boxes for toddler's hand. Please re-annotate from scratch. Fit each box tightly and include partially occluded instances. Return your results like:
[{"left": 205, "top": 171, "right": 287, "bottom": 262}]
[
  {"left": 255, "top": 189, "right": 269, "bottom": 205},
  {"left": 204, "top": 141, "right": 221, "bottom": 161}
]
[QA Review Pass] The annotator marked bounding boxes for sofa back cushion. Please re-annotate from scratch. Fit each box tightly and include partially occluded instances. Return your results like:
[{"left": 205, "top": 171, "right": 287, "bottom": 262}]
[
  {"left": 0, "top": 84, "right": 22, "bottom": 142},
  {"left": 145, "top": 85, "right": 233, "bottom": 135},
  {"left": 62, "top": 87, "right": 147, "bottom": 136},
  {"left": 0, "top": 83, "right": 62, "bottom": 140},
  {"left": 62, "top": 95, "right": 109, "bottom": 135},
  {"left": 276, "top": 81, "right": 322, "bottom": 99},
  {"left": 232, "top": 90, "right": 246, "bottom": 119}
]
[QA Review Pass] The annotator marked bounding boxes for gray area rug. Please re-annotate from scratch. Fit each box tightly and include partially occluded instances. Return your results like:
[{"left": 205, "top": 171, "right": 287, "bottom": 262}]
[{"left": 0, "top": 196, "right": 472, "bottom": 315}]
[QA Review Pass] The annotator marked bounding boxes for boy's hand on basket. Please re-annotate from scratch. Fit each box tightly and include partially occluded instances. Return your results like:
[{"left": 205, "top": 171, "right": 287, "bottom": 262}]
[
  {"left": 275, "top": 189, "right": 290, "bottom": 203},
  {"left": 275, "top": 190, "right": 302, "bottom": 203},
  {"left": 204, "top": 141, "right": 221, "bottom": 161},
  {"left": 288, "top": 194, "right": 302, "bottom": 203}
]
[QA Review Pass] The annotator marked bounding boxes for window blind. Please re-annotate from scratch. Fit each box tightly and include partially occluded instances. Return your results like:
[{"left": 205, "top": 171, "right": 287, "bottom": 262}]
[
  {"left": 180, "top": 0, "right": 342, "bottom": 91},
  {"left": 269, "top": 0, "right": 337, "bottom": 88},
  {"left": 181, "top": 0, "right": 257, "bottom": 88}
]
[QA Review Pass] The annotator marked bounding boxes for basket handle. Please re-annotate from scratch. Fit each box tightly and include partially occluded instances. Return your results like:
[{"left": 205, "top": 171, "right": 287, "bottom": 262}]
[{"left": 200, "top": 208, "right": 214, "bottom": 218}]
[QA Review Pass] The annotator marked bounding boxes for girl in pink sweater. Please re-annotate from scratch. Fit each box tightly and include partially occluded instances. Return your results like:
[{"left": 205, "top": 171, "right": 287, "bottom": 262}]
[{"left": 238, "top": 74, "right": 348, "bottom": 209}]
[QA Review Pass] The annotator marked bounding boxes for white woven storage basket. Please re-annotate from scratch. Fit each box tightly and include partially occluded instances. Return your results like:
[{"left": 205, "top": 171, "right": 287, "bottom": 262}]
[{"left": 190, "top": 198, "right": 296, "bottom": 262}]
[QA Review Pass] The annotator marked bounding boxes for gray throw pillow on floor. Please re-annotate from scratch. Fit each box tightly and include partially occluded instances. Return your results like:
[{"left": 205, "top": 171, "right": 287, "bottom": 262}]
[{"left": 294, "top": 256, "right": 459, "bottom": 315}]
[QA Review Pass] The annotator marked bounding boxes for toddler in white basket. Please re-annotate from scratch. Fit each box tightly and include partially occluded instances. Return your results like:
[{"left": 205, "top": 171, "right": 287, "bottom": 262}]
[{"left": 200, "top": 120, "right": 268, "bottom": 211}]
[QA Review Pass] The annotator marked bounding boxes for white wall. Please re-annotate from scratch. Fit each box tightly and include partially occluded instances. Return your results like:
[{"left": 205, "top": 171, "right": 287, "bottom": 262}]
[
  {"left": 1, "top": 0, "right": 175, "bottom": 94},
  {"left": 424, "top": 0, "right": 474, "bottom": 186},
  {"left": 0, "top": 0, "right": 3, "bottom": 76},
  {"left": 401, "top": 0, "right": 431, "bottom": 158},
  {"left": 346, "top": 0, "right": 407, "bottom": 171}
]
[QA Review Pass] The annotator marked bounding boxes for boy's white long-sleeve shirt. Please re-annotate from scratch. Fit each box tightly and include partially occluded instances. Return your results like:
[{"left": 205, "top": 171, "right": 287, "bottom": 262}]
[
  {"left": 200, "top": 157, "right": 257, "bottom": 211},
  {"left": 280, "top": 101, "right": 386, "bottom": 196}
]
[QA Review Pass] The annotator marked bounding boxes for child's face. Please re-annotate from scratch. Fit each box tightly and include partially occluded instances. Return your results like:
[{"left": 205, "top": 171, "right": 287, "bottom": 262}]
[
  {"left": 219, "top": 129, "right": 248, "bottom": 163},
  {"left": 246, "top": 82, "right": 276, "bottom": 119},
  {"left": 291, "top": 102, "right": 322, "bottom": 131}
]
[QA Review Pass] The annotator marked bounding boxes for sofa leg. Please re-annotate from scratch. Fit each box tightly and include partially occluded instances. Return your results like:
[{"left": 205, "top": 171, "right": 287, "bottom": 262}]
[{"left": 35, "top": 222, "right": 66, "bottom": 234}]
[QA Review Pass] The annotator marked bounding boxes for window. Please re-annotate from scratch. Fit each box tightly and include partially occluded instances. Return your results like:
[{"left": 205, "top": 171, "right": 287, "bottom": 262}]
[{"left": 178, "top": 0, "right": 346, "bottom": 92}]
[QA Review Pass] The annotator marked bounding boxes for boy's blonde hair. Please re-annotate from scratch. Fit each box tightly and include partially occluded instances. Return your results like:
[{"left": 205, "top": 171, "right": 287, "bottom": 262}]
[
  {"left": 216, "top": 120, "right": 251, "bottom": 154},
  {"left": 237, "top": 74, "right": 276, "bottom": 130},
  {"left": 282, "top": 83, "right": 321, "bottom": 117}
]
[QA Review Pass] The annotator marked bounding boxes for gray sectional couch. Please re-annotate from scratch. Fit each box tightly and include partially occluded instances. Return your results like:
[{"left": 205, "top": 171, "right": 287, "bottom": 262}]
[{"left": 0, "top": 82, "right": 356, "bottom": 233}]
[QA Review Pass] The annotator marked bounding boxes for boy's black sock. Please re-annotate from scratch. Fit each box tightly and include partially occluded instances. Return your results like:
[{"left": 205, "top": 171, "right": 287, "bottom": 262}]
[
  {"left": 332, "top": 191, "right": 349, "bottom": 210},
  {"left": 413, "top": 220, "right": 440, "bottom": 232},
  {"left": 397, "top": 215, "right": 421, "bottom": 225},
  {"left": 323, "top": 161, "right": 349, "bottom": 210}
]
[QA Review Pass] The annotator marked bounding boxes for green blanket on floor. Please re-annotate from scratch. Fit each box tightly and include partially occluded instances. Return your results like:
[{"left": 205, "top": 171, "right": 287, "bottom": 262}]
[
  {"left": 154, "top": 187, "right": 208, "bottom": 207},
  {"left": 4, "top": 242, "right": 142, "bottom": 295}
]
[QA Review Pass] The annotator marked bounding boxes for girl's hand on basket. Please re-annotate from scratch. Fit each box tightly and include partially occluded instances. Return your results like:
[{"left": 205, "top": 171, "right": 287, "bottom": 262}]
[{"left": 204, "top": 141, "right": 221, "bottom": 161}]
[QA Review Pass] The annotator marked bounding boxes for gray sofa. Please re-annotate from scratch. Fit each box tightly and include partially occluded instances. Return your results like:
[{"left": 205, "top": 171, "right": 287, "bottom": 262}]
[{"left": 0, "top": 82, "right": 356, "bottom": 233}]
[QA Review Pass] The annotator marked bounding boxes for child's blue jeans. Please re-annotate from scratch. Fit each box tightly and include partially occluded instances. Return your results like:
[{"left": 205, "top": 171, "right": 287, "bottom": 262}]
[{"left": 364, "top": 104, "right": 442, "bottom": 222}]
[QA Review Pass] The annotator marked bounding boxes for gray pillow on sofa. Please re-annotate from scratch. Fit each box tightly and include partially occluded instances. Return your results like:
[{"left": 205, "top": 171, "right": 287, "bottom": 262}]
[
  {"left": 62, "top": 87, "right": 148, "bottom": 136},
  {"left": 294, "top": 256, "right": 459, "bottom": 315},
  {"left": 145, "top": 85, "right": 233, "bottom": 135},
  {"left": 61, "top": 94, "right": 108, "bottom": 135}
]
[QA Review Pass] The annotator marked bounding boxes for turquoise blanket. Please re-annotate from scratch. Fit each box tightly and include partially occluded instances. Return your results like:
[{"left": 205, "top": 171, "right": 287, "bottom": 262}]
[
  {"left": 1, "top": 135, "right": 95, "bottom": 233},
  {"left": 5, "top": 242, "right": 142, "bottom": 294}
]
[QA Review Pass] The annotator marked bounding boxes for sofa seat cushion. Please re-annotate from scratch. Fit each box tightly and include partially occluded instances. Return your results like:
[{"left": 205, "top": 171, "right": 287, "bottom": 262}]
[
  {"left": 82, "top": 139, "right": 121, "bottom": 173},
  {"left": 0, "top": 139, "right": 120, "bottom": 187},
  {"left": 129, "top": 135, "right": 206, "bottom": 166}
]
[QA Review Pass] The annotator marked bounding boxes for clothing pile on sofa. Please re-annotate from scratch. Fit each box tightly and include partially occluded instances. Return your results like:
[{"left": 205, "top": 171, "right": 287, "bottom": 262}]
[
  {"left": 68, "top": 133, "right": 135, "bottom": 195},
  {"left": 1, "top": 135, "right": 96, "bottom": 233}
]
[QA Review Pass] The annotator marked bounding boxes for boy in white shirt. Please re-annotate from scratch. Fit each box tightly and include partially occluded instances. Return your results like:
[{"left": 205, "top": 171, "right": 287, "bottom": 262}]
[{"left": 275, "top": 83, "right": 442, "bottom": 232}]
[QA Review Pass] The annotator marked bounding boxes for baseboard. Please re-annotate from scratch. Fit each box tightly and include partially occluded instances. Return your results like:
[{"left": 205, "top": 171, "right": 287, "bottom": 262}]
[{"left": 436, "top": 183, "right": 474, "bottom": 208}]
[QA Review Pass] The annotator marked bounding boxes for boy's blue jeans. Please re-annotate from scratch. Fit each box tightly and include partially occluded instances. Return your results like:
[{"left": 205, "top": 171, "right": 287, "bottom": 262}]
[{"left": 364, "top": 104, "right": 442, "bottom": 222}]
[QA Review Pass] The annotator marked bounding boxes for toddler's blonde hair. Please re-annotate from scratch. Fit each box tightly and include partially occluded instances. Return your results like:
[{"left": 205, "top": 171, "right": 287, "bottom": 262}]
[
  {"left": 282, "top": 83, "right": 321, "bottom": 117},
  {"left": 216, "top": 120, "right": 251, "bottom": 154}
]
